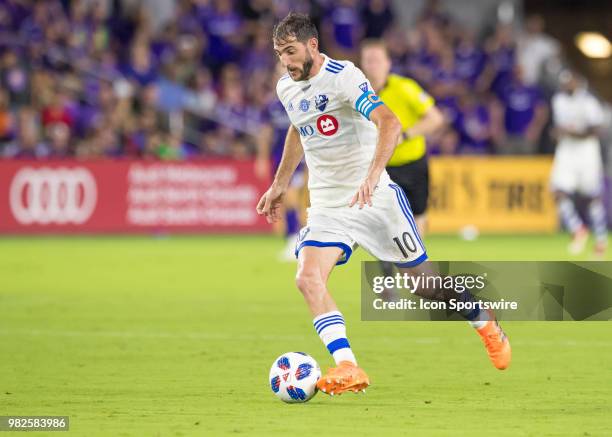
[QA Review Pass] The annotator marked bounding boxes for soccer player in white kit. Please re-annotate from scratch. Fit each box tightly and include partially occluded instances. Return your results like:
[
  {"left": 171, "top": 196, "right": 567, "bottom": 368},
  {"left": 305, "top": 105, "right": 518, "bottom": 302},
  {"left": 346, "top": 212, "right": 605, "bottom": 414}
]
[
  {"left": 550, "top": 70, "right": 607, "bottom": 257},
  {"left": 257, "top": 13, "right": 511, "bottom": 396}
]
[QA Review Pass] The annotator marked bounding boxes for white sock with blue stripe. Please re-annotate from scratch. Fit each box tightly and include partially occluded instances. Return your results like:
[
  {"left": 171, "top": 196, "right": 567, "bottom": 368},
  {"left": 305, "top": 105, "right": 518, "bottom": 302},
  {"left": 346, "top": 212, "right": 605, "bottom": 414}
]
[
  {"left": 313, "top": 310, "right": 357, "bottom": 365},
  {"left": 588, "top": 199, "right": 607, "bottom": 243}
]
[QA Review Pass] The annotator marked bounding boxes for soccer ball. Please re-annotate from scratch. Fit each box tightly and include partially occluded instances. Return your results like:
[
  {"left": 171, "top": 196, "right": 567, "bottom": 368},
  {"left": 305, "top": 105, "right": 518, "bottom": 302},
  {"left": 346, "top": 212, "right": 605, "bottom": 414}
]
[{"left": 269, "top": 352, "right": 321, "bottom": 403}]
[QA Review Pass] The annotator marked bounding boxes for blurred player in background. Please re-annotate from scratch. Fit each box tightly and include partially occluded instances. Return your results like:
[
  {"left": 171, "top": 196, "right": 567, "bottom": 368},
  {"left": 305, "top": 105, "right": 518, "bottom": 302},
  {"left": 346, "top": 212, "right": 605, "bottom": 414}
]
[
  {"left": 550, "top": 70, "right": 607, "bottom": 258},
  {"left": 258, "top": 13, "right": 511, "bottom": 397},
  {"left": 255, "top": 64, "right": 307, "bottom": 261},
  {"left": 360, "top": 39, "right": 445, "bottom": 236}
]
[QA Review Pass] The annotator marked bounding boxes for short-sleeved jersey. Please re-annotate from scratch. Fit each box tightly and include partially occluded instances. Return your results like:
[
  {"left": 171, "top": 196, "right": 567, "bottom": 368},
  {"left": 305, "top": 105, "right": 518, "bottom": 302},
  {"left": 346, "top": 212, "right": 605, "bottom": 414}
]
[
  {"left": 379, "top": 74, "right": 435, "bottom": 166},
  {"left": 552, "top": 89, "right": 604, "bottom": 135},
  {"left": 276, "top": 54, "right": 389, "bottom": 208}
]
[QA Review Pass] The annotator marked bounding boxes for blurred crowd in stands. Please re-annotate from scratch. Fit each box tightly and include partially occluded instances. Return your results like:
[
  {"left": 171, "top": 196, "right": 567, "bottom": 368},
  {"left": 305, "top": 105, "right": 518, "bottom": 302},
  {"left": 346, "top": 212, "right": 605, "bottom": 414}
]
[{"left": 0, "top": 0, "right": 567, "bottom": 160}]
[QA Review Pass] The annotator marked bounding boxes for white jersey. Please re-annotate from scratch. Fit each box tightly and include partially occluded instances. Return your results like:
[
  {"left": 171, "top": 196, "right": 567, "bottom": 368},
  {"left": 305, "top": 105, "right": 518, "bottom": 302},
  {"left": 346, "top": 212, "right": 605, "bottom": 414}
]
[
  {"left": 276, "top": 54, "right": 392, "bottom": 208},
  {"left": 552, "top": 88, "right": 604, "bottom": 144}
]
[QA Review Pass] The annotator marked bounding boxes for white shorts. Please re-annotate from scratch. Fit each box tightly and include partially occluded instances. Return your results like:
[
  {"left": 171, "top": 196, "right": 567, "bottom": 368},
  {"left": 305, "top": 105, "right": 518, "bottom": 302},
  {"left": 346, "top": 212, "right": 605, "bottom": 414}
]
[
  {"left": 295, "top": 183, "right": 427, "bottom": 267},
  {"left": 550, "top": 138, "right": 603, "bottom": 196}
]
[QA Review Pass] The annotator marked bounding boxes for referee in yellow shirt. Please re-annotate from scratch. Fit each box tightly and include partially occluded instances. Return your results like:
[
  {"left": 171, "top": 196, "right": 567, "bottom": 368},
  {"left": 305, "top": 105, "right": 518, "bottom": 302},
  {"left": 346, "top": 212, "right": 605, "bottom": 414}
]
[{"left": 360, "top": 40, "right": 445, "bottom": 235}]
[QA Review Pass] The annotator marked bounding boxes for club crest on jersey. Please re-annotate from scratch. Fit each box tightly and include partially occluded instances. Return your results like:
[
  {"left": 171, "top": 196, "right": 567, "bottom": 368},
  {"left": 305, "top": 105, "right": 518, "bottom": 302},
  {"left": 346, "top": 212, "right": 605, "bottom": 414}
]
[
  {"left": 316, "top": 114, "right": 339, "bottom": 136},
  {"left": 315, "top": 94, "right": 329, "bottom": 112},
  {"left": 299, "top": 99, "right": 310, "bottom": 112},
  {"left": 298, "top": 227, "right": 310, "bottom": 242},
  {"left": 359, "top": 82, "right": 368, "bottom": 92}
]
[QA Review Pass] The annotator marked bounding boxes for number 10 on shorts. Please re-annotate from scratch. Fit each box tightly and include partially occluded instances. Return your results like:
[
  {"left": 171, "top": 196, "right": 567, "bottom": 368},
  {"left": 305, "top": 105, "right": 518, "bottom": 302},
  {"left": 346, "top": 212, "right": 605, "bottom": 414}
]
[{"left": 393, "top": 232, "right": 418, "bottom": 257}]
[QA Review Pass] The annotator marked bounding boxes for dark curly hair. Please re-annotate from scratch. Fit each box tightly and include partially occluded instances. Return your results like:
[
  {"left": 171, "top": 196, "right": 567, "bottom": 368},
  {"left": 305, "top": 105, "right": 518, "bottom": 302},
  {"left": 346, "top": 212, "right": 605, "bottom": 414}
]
[{"left": 272, "top": 13, "right": 319, "bottom": 44}]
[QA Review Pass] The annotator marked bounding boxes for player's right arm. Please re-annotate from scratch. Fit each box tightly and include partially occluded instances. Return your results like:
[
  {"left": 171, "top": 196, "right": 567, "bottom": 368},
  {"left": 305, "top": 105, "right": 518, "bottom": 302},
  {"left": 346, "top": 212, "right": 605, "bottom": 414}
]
[
  {"left": 553, "top": 93, "right": 603, "bottom": 140},
  {"left": 256, "top": 125, "right": 304, "bottom": 223}
]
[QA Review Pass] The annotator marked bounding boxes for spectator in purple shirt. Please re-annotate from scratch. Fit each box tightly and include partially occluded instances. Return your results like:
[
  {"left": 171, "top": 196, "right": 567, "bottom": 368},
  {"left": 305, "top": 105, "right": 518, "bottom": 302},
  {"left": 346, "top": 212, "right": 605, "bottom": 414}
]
[
  {"left": 362, "top": 0, "right": 394, "bottom": 39},
  {"left": 0, "top": 0, "right": 30, "bottom": 33},
  {"left": 89, "top": 0, "right": 111, "bottom": 54},
  {"left": 3, "top": 107, "right": 49, "bottom": 159},
  {"left": 454, "top": 91, "right": 493, "bottom": 154},
  {"left": 122, "top": 42, "right": 158, "bottom": 86},
  {"left": 68, "top": 0, "right": 93, "bottom": 56},
  {"left": 241, "top": 27, "right": 275, "bottom": 76},
  {"left": 454, "top": 29, "right": 487, "bottom": 87},
  {"left": 19, "top": 1, "right": 49, "bottom": 43},
  {"left": 124, "top": 107, "right": 160, "bottom": 157},
  {"left": 491, "top": 66, "right": 549, "bottom": 154},
  {"left": 203, "top": 0, "right": 244, "bottom": 69},
  {"left": 184, "top": 66, "right": 217, "bottom": 117},
  {"left": 479, "top": 23, "right": 516, "bottom": 96},
  {"left": 323, "top": 0, "right": 363, "bottom": 58},
  {"left": 150, "top": 22, "right": 178, "bottom": 66},
  {"left": 411, "top": 21, "right": 447, "bottom": 87},
  {"left": 385, "top": 26, "right": 413, "bottom": 76},
  {"left": 420, "top": 0, "right": 452, "bottom": 29},
  {"left": 0, "top": 2, "right": 14, "bottom": 33},
  {"left": 1, "top": 51, "right": 30, "bottom": 106},
  {"left": 79, "top": 65, "right": 118, "bottom": 133},
  {"left": 46, "top": 121, "right": 72, "bottom": 158},
  {"left": 429, "top": 48, "right": 462, "bottom": 101},
  {"left": 436, "top": 95, "right": 461, "bottom": 130},
  {"left": 174, "top": 0, "right": 203, "bottom": 35},
  {"left": 172, "top": 33, "right": 203, "bottom": 85}
]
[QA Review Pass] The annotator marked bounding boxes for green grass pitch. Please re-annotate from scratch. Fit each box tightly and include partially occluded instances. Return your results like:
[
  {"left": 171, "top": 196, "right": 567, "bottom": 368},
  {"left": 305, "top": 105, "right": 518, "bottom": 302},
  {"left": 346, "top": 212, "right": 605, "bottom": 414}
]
[{"left": 1, "top": 234, "right": 611, "bottom": 436}]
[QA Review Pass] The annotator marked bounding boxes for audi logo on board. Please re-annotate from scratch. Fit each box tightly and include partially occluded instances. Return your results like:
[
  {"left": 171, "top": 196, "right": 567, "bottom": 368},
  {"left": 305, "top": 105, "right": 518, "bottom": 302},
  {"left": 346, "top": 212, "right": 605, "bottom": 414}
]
[{"left": 9, "top": 167, "right": 97, "bottom": 225}]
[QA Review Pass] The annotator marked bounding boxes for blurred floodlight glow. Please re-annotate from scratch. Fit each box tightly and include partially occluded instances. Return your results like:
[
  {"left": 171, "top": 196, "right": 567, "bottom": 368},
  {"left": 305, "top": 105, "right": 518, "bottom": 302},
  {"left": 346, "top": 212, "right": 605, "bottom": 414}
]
[
  {"left": 574, "top": 32, "right": 612, "bottom": 59},
  {"left": 497, "top": 1, "right": 515, "bottom": 23}
]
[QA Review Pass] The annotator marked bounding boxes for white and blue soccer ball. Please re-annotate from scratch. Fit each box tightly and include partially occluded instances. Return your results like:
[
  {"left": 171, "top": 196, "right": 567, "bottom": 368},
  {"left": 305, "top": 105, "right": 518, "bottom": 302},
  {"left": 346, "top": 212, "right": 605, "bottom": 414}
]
[{"left": 269, "top": 352, "right": 321, "bottom": 403}]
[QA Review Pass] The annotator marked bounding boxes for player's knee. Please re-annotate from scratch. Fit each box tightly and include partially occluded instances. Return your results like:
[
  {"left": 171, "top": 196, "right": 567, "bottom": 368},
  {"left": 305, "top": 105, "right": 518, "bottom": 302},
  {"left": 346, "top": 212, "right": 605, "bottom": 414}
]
[
  {"left": 295, "top": 271, "right": 325, "bottom": 298},
  {"left": 413, "top": 285, "right": 445, "bottom": 301}
]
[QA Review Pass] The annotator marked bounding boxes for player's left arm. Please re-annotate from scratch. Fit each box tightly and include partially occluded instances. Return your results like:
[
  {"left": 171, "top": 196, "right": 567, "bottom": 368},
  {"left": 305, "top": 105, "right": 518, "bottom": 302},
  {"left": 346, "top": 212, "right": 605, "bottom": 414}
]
[
  {"left": 401, "top": 82, "right": 445, "bottom": 141},
  {"left": 350, "top": 105, "right": 402, "bottom": 208},
  {"left": 402, "top": 105, "right": 445, "bottom": 142},
  {"left": 565, "top": 96, "right": 605, "bottom": 139}
]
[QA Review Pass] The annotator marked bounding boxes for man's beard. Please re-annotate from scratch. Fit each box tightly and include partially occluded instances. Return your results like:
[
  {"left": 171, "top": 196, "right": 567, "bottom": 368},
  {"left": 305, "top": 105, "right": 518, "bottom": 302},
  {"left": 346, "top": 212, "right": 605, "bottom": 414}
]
[{"left": 292, "top": 52, "right": 314, "bottom": 81}]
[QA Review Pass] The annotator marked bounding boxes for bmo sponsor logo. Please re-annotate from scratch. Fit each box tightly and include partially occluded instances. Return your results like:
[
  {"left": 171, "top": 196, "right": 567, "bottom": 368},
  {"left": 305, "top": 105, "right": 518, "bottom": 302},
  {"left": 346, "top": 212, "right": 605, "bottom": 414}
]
[
  {"left": 298, "top": 125, "right": 315, "bottom": 137},
  {"left": 316, "top": 114, "right": 339, "bottom": 136},
  {"left": 9, "top": 167, "right": 97, "bottom": 225}
]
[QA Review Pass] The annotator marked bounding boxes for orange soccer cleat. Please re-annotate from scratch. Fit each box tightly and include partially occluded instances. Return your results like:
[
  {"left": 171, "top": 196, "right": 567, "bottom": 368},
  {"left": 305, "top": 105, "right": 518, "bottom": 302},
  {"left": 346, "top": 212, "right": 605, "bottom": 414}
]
[
  {"left": 568, "top": 226, "right": 589, "bottom": 255},
  {"left": 476, "top": 315, "right": 512, "bottom": 370},
  {"left": 316, "top": 361, "right": 370, "bottom": 395},
  {"left": 593, "top": 240, "right": 608, "bottom": 260}
]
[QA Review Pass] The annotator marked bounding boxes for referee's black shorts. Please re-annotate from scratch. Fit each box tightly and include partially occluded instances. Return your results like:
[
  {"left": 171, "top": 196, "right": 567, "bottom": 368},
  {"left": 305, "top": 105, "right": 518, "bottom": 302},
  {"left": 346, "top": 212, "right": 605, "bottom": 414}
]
[{"left": 386, "top": 156, "right": 429, "bottom": 216}]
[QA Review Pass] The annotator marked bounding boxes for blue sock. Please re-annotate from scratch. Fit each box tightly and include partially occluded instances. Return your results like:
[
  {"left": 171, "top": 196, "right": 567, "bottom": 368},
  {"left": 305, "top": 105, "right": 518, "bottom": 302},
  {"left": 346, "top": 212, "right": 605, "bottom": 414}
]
[
  {"left": 558, "top": 197, "right": 583, "bottom": 233},
  {"left": 588, "top": 199, "right": 607, "bottom": 243}
]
